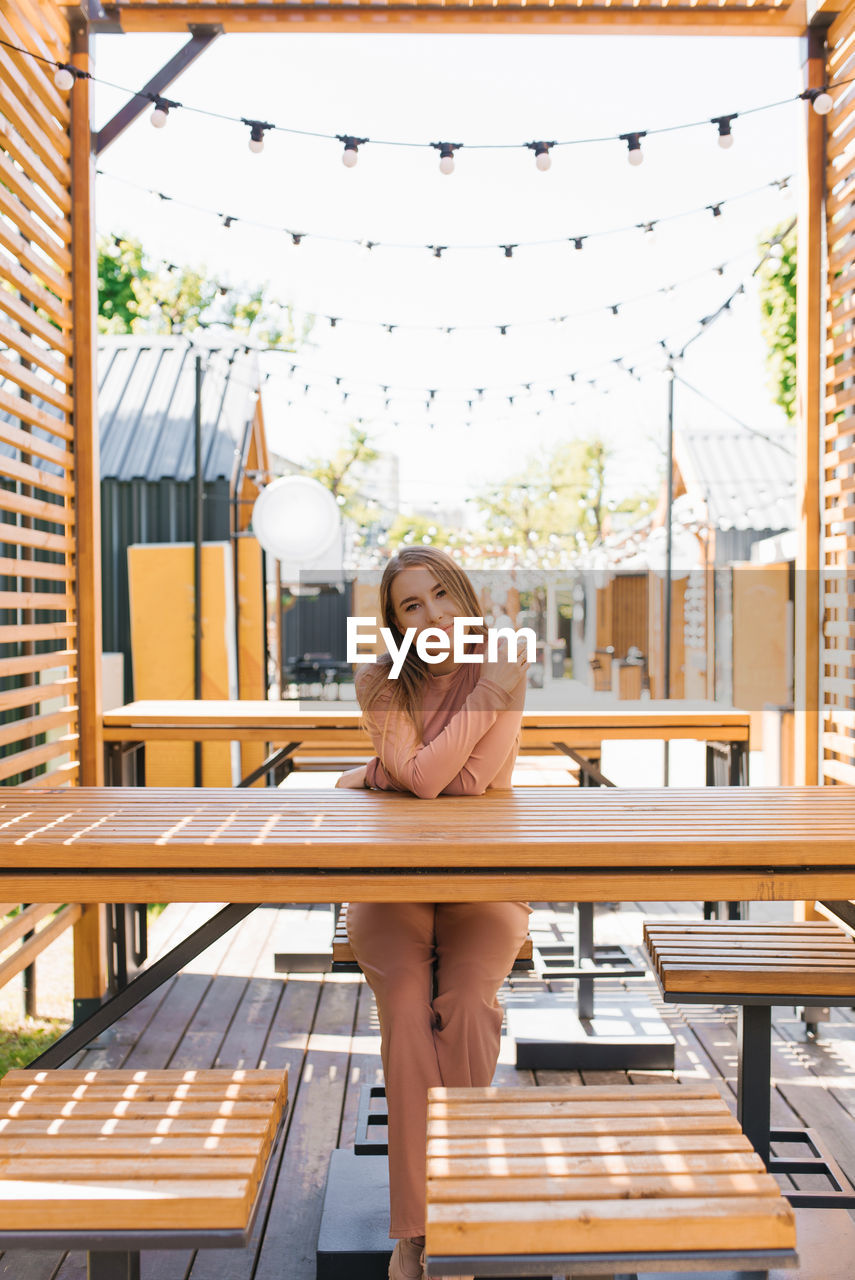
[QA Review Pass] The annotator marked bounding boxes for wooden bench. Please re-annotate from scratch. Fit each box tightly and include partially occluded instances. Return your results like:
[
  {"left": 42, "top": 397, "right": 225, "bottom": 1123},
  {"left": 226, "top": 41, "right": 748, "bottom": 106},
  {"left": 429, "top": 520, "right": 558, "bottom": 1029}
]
[
  {"left": 643, "top": 921, "right": 855, "bottom": 1205},
  {"left": 424, "top": 1083, "right": 798, "bottom": 1278},
  {"left": 0, "top": 1067, "right": 288, "bottom": 1280}
]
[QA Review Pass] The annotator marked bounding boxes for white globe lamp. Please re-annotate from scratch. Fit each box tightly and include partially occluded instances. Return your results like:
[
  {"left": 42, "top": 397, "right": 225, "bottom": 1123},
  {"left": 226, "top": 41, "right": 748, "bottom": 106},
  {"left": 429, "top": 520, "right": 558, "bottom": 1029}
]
[{"left": 252, "top": 476, "right": 343, "bottom": 585}]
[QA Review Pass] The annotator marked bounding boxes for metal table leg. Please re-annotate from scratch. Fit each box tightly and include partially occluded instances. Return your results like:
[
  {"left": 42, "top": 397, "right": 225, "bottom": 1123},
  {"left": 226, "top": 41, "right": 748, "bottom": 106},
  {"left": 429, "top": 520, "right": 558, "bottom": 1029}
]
[
  {"left": 576, "top": 900, "right": 595, "bottom": 1021},
  {"left": 737, "top": 1003, "right": 772, "bottom": 1166},
  {"left": 88, "top": 1252, "right": 140, "bottom": 1279}
]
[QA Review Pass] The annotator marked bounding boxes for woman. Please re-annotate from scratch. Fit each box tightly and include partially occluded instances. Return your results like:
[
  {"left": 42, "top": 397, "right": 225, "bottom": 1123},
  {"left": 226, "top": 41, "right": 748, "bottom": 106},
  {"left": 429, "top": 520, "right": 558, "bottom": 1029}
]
[{"left": 336, "top": 546, "right": 530, "bottom": 1280}]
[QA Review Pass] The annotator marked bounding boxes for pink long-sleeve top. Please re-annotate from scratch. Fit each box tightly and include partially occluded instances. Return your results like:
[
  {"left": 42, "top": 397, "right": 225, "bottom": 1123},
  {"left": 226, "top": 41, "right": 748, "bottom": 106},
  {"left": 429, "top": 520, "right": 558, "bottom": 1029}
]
[{"left": 356, "top": 640, "right": 525, "bottom": 799}]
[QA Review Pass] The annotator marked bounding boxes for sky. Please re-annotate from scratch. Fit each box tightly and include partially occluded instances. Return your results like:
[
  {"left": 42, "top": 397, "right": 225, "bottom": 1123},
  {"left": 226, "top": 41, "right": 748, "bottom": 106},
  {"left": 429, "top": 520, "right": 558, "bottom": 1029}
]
[{"left": 90, "top": 30, "right": 803, "bottom": 515}]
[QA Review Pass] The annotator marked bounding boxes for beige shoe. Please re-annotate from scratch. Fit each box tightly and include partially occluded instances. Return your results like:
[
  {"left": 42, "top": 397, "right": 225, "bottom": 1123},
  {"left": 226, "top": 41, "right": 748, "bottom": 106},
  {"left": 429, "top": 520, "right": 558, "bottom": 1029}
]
[{"left": 389, "top": 1238, "right": 425, "bottom": 1280}]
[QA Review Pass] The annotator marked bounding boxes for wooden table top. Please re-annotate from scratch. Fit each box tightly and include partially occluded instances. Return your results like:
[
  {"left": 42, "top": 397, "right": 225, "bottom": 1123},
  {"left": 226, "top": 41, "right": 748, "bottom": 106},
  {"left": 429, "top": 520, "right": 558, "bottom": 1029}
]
[
  {"left": 2, "top": 785, "right": 851, "bottom": 904},
  {"left": 102, "top": 700, "right": 751, "bottom": 745}
]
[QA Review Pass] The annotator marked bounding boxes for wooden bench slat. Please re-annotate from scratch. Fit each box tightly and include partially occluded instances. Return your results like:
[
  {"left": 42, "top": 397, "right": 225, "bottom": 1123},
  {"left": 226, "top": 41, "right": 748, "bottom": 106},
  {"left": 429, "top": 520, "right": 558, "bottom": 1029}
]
[
  {"left": 0, "top": 1117, "right": 273, "bottom": 1137},
  {"left": 1, "top": 1100, "right": 280, "bottom": 1119},
  {"left": 0, "top": 1178, "right": 253, "bottom": 1231},
  {"left": 3, "top": 1068, "right": 287, "bottom": 1086},
  {"left": 427, "top": 1133, "right": 755, "bottom": 1158},
  {"left": 428, "top": 1099, "right": 732, "bottom": 1119},
  {"left": 431, "top": 1084, "right": 722, "bottom": 1102},
  {"left": 427, "top": 1116, "right": 742, "bottom": 1138},
  {"left": 426, "top": 1195, "right": 797, "bottom": 1256},
  {"left": 4, "top": 1082, "right": 284, "bottom": 1101},
  {"left": 429, "top": 1171, "right": 782, "bottom": 1203},
  {"left": 0, "top": 1156, "right": 258, "bottom": 1180},
  {"left": 427, "top": 1151, "right": 765, "bottom": 1178},
  {"left": 0, "top": 1136, "right": 266, "bottom": 1157}
]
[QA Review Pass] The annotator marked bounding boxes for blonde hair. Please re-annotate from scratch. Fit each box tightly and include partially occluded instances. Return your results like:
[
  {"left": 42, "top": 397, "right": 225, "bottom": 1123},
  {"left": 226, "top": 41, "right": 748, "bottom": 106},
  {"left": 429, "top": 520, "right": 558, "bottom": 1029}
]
[{"left": 357, "top": 546, "right": 486, "bottom": 746}]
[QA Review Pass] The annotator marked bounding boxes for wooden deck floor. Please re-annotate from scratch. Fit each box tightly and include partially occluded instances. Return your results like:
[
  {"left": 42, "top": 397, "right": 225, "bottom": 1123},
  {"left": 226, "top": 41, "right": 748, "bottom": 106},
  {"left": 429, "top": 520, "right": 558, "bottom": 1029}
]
[{"left": 4, "top": 899, "right": 855, "bottom": 1280}]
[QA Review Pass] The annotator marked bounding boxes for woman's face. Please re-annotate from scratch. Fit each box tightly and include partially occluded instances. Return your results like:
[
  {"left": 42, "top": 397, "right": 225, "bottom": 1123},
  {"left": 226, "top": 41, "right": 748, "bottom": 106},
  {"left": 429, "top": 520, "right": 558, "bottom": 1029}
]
[{"left": 389, "top": 566, "right": 464, "bottom": 672}]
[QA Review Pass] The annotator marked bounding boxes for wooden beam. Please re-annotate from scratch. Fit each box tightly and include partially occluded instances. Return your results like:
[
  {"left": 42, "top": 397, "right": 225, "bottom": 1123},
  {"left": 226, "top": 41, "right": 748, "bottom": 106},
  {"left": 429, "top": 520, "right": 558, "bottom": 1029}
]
[
  {"left": 112, "top": 4, "right": 809, "bottom": 38},
  {"left": 71, "top": 21, "right": 103, "bottom": 789},
  {"left": 795, "top": 24, "right": 826, "bottom": 787}
]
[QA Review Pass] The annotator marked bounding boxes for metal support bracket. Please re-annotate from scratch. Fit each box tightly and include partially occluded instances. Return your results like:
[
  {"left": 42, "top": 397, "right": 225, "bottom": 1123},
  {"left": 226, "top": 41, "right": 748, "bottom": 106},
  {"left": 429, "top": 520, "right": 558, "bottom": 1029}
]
[
  {"left": 29, "top": 904, "right": 257, "bottom": 1068},
  {"left": 94, "top": 25, "right": 223, "bottom": 155}
]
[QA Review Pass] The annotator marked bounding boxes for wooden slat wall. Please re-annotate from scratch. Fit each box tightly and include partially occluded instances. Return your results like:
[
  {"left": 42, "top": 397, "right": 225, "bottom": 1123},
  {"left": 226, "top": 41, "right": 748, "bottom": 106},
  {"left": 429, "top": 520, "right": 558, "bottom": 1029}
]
[
  {"left": 0, "top": 1, "right": 78, "bottom": 788},
  {"left": 824, "top": 4, "right": 855, "bottom": 787}
]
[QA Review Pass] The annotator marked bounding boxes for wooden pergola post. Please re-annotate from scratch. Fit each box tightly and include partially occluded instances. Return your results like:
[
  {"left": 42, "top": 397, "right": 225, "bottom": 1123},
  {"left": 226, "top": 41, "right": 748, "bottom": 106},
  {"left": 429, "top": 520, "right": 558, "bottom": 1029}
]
[
  {"left": 795, "top": 23, "right": 826, "bottom": 791},
  {"left": 71, "top": 14, "right": 107, "bottom": 1013}
]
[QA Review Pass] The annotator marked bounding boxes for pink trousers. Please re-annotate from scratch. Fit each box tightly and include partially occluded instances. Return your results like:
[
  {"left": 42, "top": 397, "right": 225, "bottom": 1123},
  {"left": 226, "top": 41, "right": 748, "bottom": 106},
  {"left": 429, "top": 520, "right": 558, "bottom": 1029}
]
[{"left": 346, "top": 901, "right": 531, "bottom": 1238}]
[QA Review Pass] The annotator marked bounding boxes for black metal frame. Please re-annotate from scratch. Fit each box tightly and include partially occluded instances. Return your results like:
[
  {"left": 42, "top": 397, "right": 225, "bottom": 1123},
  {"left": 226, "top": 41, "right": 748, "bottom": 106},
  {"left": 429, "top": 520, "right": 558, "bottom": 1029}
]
[
  {"left": 29, "top": 904, "right": 257, "bottom": 1068},
  {"left": 657, "top": 987, "right": 855, "bottom": 1207},
  {"left": 354, "top": 1084, "right": 389, "bottom": 1155},
  {"left": 423, "top": 1246, "right": 796, "bottom": 1277}
]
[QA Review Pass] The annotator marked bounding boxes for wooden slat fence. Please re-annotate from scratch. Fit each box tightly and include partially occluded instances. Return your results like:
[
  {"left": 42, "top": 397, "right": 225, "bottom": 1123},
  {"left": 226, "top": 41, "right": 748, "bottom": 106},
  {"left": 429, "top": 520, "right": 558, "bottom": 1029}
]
[
  {"left": 824, "top": 3, "right": 855, "bottom": 786},
  {"left": 0, "top": 0, "right": 78, "bottom": 790}
]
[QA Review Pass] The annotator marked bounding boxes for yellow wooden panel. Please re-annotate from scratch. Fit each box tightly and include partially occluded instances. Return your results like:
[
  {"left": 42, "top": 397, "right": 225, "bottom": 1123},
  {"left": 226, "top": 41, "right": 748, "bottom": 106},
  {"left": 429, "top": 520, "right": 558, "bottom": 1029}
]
[
  {"left": 237, "top": 535, "right": 267, "bottom": 786},
  {"left": 127, "top": 543, "right": 238, "bottom": 785}
]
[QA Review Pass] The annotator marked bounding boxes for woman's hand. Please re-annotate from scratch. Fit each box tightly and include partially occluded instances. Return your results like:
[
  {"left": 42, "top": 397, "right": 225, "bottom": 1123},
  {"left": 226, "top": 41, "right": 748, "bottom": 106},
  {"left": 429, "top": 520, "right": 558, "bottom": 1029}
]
[
  {"left": 335, "top": 765, "right": 368, "bottom": 789},
  {"left": 479, "top": 634, "right": 530, "bottom": 694}
]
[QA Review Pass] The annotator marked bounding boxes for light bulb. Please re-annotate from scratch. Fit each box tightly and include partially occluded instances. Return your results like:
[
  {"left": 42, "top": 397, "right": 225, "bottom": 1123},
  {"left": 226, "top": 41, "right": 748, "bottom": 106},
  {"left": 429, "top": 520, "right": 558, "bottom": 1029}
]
[
  {"left": 769, "top": 241, "right": 785, "bottom": 260},
  {"left": 718, "top": 132, "right": 734, "bottom": 149},
  {"left": 342, "top": 147, "right": 358, "bottom": 168},
  {"left": 812, "top": 91, "right": 833, "bottom": 115},
  {"left": 249, "top": 136, "right": 264, "bottom": 154},
  {"left": 628, "top": 148, "right": 644, "bottom": 167},
  {"left": 150, "top": 106, "right": 168, "bottom": 129},
  {"left": 54, "top": 65, "right": 74, "bottom": 91},
  {"left": 439, "top": 153, "right": 455, "bottom": 175},
  {"left": 535, "top": 150, "right": 552, "bottom": 171}
]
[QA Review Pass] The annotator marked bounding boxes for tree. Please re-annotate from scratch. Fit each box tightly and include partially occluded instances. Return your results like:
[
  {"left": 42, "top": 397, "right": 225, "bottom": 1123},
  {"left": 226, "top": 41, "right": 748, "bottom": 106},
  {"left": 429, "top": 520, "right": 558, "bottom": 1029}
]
[
  {"left": 96, "top": 234, "right": 309, "bottom": 349},
  {"left": 473, "top": 437, "right": 611, "bottom": 565},
  {"left": 306, "top": 425, "right": 383, "bottom": 546},
  {"left": 756, "top": 221, "right": 797, "bottom": 422},
  {"left": 385, "top": 513, "right": 455, "bottom": 549}
]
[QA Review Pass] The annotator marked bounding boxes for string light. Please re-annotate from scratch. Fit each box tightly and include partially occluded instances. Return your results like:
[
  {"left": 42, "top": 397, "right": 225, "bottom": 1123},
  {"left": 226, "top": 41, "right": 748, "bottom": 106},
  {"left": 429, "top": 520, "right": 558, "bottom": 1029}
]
[
  {"left": 150, "top": 95, "right": 178, "bottom": 129},
  {"left": 338, "top": 135, "right": 368, "bottom": 167},
  {"left": 712, "top": 114, "right": 736, "bottom": 148},
  {"left": 98, "top": 167, "right": 790, "bottom": 259},
  {"left": 1, "top": 33, "right": 851, "bottom": 173},
  {"left": 433, "top": 142, "right": 462, "bottom": 175},
  {"left": 124, "top": 237, "right": 766, "bottom": 372},
  {"left": 54, "top": 63, "right": 76, "bottom": 91},
  {"left": 526, "top": 141, "right": 555, "bottom": 172},
  {"left": 244, "top": 119, "right": 272, "bottom": 154},
  {"left": 620, "top": 132, "right": 646, "bottom": 166},
  {"left": 801, "top": 87, "right": 834, "bottom": 115}
]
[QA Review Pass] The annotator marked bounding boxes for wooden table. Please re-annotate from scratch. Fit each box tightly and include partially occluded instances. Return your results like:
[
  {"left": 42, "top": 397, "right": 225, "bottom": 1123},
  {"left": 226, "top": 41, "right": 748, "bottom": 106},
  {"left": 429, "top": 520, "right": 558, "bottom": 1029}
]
[
  {"left": 102, "top": 700, "right": 751, "bottom": 788},
  {"left": 4, "top": 782, "right": 853, "bottom": 1070}
]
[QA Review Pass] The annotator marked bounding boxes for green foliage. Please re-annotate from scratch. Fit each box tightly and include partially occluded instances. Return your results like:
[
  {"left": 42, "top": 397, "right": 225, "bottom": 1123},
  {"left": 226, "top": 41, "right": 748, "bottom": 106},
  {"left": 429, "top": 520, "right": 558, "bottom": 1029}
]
[
  {"left": 97, "top": 235, "right": 148, "bottom": 333},
  {"left": 306, "top": 425, "right": 382, "bottom": 538},
  {"left": 756, "top": 222, "right": 797, "bottom": 422},
  {"left": 0, "top": 1018, "right": 68, "bottom": 1078},
  {"left": 96, "top": 235, "right": 306, "bottom": 349},
  {"left": 474, "top": 437, "right": 611, "bottom": 563},
  {"left": 386, "top": 513, "right": 454, "bottom": 549}
]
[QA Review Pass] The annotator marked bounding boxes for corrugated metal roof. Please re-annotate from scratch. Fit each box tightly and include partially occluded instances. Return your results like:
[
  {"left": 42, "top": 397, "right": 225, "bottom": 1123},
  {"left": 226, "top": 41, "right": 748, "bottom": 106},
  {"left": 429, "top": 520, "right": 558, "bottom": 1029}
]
[
  {"left": 676, "top": 424, "right": 796, "bottom": 533},
  {"left": 0, "top": 336, "right": 260, "bottom": 485},
  {"left": 98, "top": 336, "right": 260, "bottom": 484}
]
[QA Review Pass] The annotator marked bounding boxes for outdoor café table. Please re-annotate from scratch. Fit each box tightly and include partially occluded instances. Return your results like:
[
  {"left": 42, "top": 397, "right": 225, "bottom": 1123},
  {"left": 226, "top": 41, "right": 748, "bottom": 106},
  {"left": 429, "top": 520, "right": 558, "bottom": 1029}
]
[
  {"left": 101, "top": 699, "right": 750, "bottom": 789},
  {"left": 102, "top": 699, "right": 751, "bottom": 1002},
  {"left": 3, "top": 783, "right": 853, "bottom": 1071}
]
